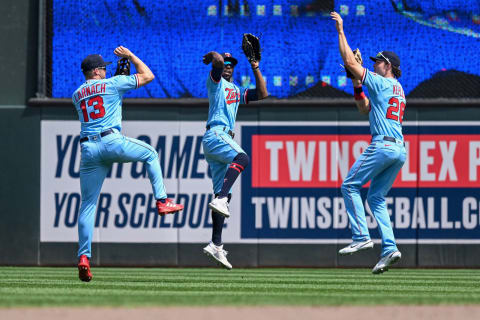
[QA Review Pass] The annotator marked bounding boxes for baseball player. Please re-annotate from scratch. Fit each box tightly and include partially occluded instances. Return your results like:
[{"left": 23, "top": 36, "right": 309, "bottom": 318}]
[
  {"left": 330, "top": 12, "right": 406, "bottom": 274},
  {"left": 201, "top": 44, "right": 268, "bottom": 269},
  {"left": 73, "top": 46, "right": 184, "bottom": 282}
]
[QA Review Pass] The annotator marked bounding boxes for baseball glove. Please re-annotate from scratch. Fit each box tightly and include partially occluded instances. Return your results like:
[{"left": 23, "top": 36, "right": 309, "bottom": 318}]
[
  {"left": 242, "top": 33, "right": 261, "bottom": 63},
  {"left": 345, "top": 48, "right": 363, "bottom": 79},
  {"left": 114, "top": 58, "right": 130, "bottom": 76}
]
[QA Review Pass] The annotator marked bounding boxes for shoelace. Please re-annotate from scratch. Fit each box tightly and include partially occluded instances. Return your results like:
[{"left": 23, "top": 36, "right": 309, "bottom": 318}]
[
  {"left": 160, "top": 200, "right": 179, "bottom": 208},
  {"left": 214, "top": 246, "right": 228, "bottom": 256}
]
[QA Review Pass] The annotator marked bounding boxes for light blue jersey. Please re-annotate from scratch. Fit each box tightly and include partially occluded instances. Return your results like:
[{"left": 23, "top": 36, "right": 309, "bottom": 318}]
[
  {"left": 72, "top": 74, "right": 139, "bottom": 137},
  {"left": 341, "top": 67, "right": 407, "bottom": 260},
  {"left": 72, "top": 73, "right": 170, "bottom": 260},
  {"left": 206, "top": 72, "right": 248, "bottom": 131},
  {"left": 362, "top": 68, "right": 406, "bottom": 140},
  {"left": 203, "top": 71, "right": 248, "bottom": 193}
]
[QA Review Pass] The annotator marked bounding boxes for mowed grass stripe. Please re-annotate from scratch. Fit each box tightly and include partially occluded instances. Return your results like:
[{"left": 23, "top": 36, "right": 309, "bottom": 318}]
[
  {"left": 3, "top": 268, "right": 480, "bottom": 280},
  {"left": 0, "top": 290, "right": 477, "bottom": 301},
  {"left": 1, "top": 267, "right": 480, "bottom": 307},
  {"left": 3, "top": 274, "right": 480, "bottom": 286},
  {"left": 2, "top": 278, "right": 480, "bottom": 293},
  {"left": 1, "top": 290, "right": 479, "bottom": 307},
  {"left": 3, "top": 278, "right": 479, "bottom": 292},
  {"left": 1, "top": 285, "right": 479, "bottom": 299}
]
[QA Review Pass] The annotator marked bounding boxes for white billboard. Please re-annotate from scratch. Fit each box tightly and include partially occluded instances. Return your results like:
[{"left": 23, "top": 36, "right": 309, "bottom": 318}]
[{"left": 40, "top": 121, "right": 243, "bottom": 243}]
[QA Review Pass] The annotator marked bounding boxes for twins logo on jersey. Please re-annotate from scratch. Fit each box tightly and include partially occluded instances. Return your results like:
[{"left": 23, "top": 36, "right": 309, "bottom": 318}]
[{"left": 225, "top": 88, "right": 240, "bottom": 105}]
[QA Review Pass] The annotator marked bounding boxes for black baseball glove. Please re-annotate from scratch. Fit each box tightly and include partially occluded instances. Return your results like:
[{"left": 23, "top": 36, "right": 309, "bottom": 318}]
[
  {"left": 242, "top": 33, "right": 261, "bottom": 63},
  {"left": 345, "top": 48, "right": 363, "bottom": 79},
  {"left": 114, "top": 58, "right": 130, "bottom": 76}
]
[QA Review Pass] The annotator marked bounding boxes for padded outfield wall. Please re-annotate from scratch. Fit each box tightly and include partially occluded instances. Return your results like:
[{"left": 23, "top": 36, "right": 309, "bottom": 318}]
[{"left": 1, "top": 100, "right": 480, "bottom": 267}]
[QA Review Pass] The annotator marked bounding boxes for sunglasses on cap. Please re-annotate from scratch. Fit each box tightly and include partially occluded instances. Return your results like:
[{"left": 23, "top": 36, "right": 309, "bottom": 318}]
[{"left": 375, "top": 52, "right": 390, "bottom": 64}]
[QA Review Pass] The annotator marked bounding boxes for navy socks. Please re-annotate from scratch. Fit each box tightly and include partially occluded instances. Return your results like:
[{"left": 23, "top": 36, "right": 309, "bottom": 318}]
[
  {"left": 218, "top": 153, "right": 249, "bottom": 198},
  {"left": 211, "top": 194, "right": 231, "bottom": 246}
]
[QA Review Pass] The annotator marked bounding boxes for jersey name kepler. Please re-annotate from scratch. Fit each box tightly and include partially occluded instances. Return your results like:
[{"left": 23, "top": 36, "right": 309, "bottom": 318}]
[{"left": 392, "top": 84, "right": 405, "bottom": 99}]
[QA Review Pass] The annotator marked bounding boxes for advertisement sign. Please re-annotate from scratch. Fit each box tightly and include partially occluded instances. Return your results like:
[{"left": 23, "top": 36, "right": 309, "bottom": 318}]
[
  {"left": 242, "top": 123, "right": 480, "bottom": 243},
  {"left": 41, "top": 121, "right": 480, "bottom": 244},
  {"left": 41, "top": 121, "right": 242, "bottom": 243}
]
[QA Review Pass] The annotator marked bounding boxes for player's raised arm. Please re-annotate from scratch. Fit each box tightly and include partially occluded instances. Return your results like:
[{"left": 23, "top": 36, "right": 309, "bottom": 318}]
[
  {"left": 330, "top": 12, "right": 364, "bottom": 80},
  {"left": 249, "top": 60, "right": 268, "bottom": 100},
  {"left": 242, "top": 34, "right": 268, "bottom": 100},
  {"left": 114, "top": 46, "right": 154, "bottom": 87},
  {"left": 203, "top": 51, "right": 225, "bottom": 83}
]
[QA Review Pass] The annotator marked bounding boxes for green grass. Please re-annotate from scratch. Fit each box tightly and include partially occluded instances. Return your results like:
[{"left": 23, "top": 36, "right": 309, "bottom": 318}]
[{"left": 1, "top": 267, "right": 480, "bottom": 307}]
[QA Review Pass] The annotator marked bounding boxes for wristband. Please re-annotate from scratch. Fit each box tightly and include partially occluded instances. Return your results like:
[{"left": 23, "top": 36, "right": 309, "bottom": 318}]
[
  {"left": 354, "top": 85, "right": 366, "bottom": 101},
  {"left": 252, "top": 66, "right": 259, "bottom": 70}
]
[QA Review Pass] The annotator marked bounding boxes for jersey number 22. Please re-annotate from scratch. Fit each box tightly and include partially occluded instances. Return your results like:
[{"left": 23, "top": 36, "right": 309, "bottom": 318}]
[{"left": 386, "top": 97, "right": 405, "bottom": 123}]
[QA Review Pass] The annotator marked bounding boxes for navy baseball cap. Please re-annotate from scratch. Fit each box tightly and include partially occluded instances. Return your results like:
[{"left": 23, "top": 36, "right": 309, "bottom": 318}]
[
  {"left": 81, "top": 54, "right": 112, "bottom": 72},
  {"left": 222, "top": 52, "right": 238, "bottom": 67},
  {"left": 370, "top": 51, "right": 400, "bottom": 68}
]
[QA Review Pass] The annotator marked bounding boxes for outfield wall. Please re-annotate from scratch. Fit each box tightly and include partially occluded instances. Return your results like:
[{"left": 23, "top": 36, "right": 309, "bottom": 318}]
[{"left": 1, "top": 100, "right": 480, "bottom": 267}]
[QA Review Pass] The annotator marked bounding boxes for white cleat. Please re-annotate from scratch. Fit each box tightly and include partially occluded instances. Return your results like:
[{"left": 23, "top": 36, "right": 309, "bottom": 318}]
[
  {"left": 203, "top": 242, "right": 232, "bottom": 270},
  {"left": 208, "top": 197, "right": 230, "bottom": 218},
  {"left": 338, "top": 239, "right": 374, "bottom": 256},
  {"left": 372, "top": 251, "right": 402, "bottom": 274}
]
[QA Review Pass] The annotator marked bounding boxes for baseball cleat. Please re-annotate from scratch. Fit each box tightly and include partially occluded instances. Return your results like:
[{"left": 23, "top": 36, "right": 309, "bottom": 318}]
[
  {"left": 156, "top": 198, "right": 184, "bottom": 216},
  {"left": 203, "top": 242, "right": 232, "bottom": 270},
  {"left": 338, "top": 239, "right": 374, "bottom": 256},
  {"left": 372, "top": 250, "right": 402, "bottom": 274},
  {"left": 208, "top": 197, "right": 230, "bottom": 218},
  {"left": 78, "top": 255, "right": 92, "bottom": 282}
]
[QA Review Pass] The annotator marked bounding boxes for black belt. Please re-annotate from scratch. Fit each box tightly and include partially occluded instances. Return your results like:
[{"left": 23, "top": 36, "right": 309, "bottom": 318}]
[
  {"left": 80, "top": 128, "right": 114, "bottom": 143},
  {"left": 206, "top": 125, "right": 235, "bottom": 139},
  {"left": 383, "top": 136, "right": 405, "bottom": 146}
]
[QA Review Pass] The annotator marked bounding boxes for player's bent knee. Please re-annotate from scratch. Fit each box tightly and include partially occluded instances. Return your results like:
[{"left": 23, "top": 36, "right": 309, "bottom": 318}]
[
  {"left": 146, "top": 149, "right": 159, "bottom": 162},
  {"left": 340, "top": 182, "right": 350, "bottom": 195},
  {"left": 341, "top": 182, "right": 360, "bottom": 196},
  {"left": 231, "top": 153, "right": 249, "bottom": 172},
  {"left": 367, "top": 194, "right": 384, "bottom": 206}
]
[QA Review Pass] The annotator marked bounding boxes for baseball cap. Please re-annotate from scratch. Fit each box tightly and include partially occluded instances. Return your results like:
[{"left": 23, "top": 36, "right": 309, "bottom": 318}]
[
  {"left": 81, "top": 54, "right": 112, "bottom": 72},
  {"left": 369, "top": 51, "right": 400, "bottom": 68},
  {"left": 222, "top": 52, "right": 238, "bottom": 67}
]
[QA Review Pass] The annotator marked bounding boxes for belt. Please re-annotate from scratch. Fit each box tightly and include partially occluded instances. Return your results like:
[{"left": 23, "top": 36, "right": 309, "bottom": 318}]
[
  {"left": 381, "top": 136, "right": 405, "bottom": 146},
  {"left": 80, "top": 128, "right": 115, "bottom": 143},
  {"left": 206, "top": 125, "right": 235, "bottom": 139}
]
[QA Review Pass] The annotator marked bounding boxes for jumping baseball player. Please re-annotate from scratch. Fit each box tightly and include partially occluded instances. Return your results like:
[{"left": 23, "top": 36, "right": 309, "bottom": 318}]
[
  {"left": 331, "top": 12, "right": 406, "bottom": 274},
  {"left": 201, "top": 34, "right": 268, "bottom": 269},
  {"left": 73, "top": 46, "right": 184, "bottom": 282}
]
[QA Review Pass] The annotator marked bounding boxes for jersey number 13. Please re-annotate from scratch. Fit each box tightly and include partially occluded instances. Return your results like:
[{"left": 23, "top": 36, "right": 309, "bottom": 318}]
[{"left": 80, "top": 96, "right": 105, "bottom": 122}]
